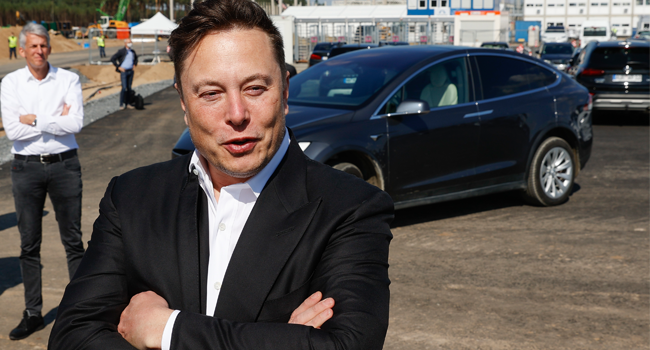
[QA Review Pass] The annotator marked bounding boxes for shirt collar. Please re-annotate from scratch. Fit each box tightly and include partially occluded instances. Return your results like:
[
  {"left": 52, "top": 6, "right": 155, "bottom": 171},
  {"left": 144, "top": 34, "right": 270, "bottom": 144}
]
[
  {"left": 24, "top": 63, "right": 56, "bottom": 82},
  {"left": 189, "top": 127, "right": 291, "bottom": 198}
]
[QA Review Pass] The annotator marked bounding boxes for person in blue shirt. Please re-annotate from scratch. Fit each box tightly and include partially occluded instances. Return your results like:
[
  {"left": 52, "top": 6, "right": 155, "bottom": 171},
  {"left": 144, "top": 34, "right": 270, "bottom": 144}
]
[{"left": 110, "top": 39, "right": 138, "bottom": 109}]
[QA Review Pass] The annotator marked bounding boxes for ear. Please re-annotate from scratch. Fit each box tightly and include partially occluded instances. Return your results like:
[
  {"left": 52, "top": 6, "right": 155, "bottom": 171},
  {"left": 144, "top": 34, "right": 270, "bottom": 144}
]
[
  {"left": 18, "top": 47, "right": 25, "bottom": 58},
  {"left": 175, "top": 83, "right": 189, "bottom": 126},
  {"left": 283, "top": 70, "right": 290, "bottom": 115}
]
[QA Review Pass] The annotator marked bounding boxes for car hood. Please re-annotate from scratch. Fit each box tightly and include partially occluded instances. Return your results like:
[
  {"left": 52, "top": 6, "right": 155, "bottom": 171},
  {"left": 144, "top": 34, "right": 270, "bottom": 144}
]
[
  {"left": 541, "top": 53, "right": 572, "bottom": 61},
  {"left": 286, "top": 104, "right": 354, "bottom": 131}
]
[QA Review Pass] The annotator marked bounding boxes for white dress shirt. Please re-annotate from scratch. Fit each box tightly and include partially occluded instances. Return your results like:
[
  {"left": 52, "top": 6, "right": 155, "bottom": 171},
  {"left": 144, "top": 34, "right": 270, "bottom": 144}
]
[
  {"left": 0, "top": 64, "right": 83, "bottom": 155},
  {"left": 161, "top": 128, "right": 291, "bottom": 350}
]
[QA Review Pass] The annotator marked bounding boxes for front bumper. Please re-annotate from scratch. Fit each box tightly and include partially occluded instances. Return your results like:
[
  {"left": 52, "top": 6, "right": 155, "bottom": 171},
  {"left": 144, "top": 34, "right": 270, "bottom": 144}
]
[{"left": 593, "top": 93, "right": 650, "bottom": 111}]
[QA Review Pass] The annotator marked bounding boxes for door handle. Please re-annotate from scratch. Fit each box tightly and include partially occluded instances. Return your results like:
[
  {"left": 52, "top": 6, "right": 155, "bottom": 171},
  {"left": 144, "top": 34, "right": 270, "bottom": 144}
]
[
  {"left": 463, "top": 110, "right": 493, "bottom": 119},
  {"left": 370, "top": 134, "right": 383, "bottom": 141}
]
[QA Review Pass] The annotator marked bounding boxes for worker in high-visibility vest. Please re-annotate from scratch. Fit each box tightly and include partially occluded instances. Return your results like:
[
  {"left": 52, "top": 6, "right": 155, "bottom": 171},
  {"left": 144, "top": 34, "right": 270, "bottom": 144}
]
[
  {"left": 8, "top": 32, "right": 17, "bottom": 59},
  {"left": 96, "top": 35, "right": 106, "bottom": 58}
]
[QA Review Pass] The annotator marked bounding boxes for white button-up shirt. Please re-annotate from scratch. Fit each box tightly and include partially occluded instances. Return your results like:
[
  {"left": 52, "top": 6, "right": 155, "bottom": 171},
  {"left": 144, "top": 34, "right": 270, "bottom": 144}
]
[
  {"left": 161, "top": 128, "right": 291, "bottom": 350},
  {"left": 0, "top": 64, "right": 83, "bottom": 155}
]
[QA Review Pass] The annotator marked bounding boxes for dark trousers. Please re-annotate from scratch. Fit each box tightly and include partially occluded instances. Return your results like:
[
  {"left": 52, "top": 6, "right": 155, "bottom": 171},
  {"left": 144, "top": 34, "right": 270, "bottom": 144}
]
[
  {"left": 9, "top": 47, "right": 16, "bottom": 59},
  {"left": 11, "top": 154, "right": 84, "bottom": 314},
  {"left": 120, "top": 69, "right": 134, "bottom": 107},
  {"left": 99, "top": 46, "right": 106, "bottom": 58}
]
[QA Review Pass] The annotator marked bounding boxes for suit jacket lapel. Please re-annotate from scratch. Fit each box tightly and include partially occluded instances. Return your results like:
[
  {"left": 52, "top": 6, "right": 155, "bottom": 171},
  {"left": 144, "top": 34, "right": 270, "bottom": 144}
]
[
  {"left": 214, "top": 139, "right": 321, "bottom": 322},
  {"left": 173, "top": 163, "right": 205, "bottom": 314}
]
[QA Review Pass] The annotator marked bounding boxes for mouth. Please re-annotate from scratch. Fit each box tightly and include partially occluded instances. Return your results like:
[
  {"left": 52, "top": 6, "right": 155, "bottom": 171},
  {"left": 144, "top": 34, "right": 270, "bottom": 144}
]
[{"left": 223, "top": 137, "right": 258, "bottom": 155}]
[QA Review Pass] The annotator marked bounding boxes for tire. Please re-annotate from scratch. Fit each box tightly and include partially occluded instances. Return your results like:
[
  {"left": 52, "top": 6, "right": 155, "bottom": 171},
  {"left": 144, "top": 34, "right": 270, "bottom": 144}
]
[
  {"left": 332, "top": 162, "right": 363, "bottom": 179},
  {"left": 524, "top": 137, "right": 576, "bottom": 206}
]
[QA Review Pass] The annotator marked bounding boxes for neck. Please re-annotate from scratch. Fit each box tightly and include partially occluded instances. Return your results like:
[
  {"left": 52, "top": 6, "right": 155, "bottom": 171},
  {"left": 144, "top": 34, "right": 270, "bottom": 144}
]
[
  {"left": 27, "top": 62, "right": 49, "bottom": 81},
  {"left": 199, "top": 154, "right": 251, "bottom": 201}
]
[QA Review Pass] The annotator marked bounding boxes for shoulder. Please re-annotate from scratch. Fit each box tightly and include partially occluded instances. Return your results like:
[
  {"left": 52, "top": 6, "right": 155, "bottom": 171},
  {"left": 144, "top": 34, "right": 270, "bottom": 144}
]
[
  {"left": 54, "top": 67, "right": 80, "bottom": 83},
  {"left": 111, "top": 154, "right": 191, "bottom": 197}
]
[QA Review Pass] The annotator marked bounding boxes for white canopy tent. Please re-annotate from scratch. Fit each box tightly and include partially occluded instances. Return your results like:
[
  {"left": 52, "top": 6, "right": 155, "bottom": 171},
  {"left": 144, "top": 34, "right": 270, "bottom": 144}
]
[
  {"left": 130, "top": 12, "right": 178, "bottom": 61},
  {"left": 130, "top": 12, "right": 178, "bottom": 36}
]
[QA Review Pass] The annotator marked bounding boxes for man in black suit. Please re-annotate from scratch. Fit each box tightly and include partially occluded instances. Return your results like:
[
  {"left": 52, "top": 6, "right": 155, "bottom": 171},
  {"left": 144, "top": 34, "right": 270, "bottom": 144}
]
[
  {"left": 110, "top": 38, "right": 138, "bottom": 110},
  {"left": 48, "top": 1, "right": 393, "bottom": 349}
]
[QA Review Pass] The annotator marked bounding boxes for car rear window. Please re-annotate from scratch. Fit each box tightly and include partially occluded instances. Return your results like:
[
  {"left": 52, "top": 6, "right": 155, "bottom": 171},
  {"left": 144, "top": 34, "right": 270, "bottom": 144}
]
[
  {"left": 542, "top": 44, "right": 574, "bottom": 55},
  {"left": 583, "top": 26, "right": 608, "bottom": 36},
  {"left": 588, "top": 47, "right": 650, "bottom": 69},
  {"left": 313, "top": 43, "right": 333, "bottom": 51}
]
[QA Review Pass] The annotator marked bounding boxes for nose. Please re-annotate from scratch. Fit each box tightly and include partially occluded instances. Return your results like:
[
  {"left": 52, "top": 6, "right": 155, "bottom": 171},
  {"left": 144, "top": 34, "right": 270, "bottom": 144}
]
[{"left": 226, "top": 92, "right": 248, "bottom": 127}]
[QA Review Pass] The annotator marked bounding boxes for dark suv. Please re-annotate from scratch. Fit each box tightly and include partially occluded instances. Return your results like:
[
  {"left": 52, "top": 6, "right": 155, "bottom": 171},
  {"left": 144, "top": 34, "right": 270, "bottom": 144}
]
[
  {"left": 568, "top": 40, "right": 649, "bottom": 112},
  {"left": 308, "top": 42, "right": 346, "bottom": 67}
]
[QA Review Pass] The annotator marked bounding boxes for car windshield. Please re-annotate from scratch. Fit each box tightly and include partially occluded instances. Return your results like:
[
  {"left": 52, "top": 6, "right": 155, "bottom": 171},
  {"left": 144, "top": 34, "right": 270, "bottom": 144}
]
[
  {"left": 289, "top": 51, "right": 412, "bottom": 108},
  {"left": 542, "top": 44, "right": 574, "bottom": 54},
  {"left": 589, "top": 47, "right": 650, "bottom": 69},
  {"left": 584, "top": 26, "right": 607, "bottom": 36}
]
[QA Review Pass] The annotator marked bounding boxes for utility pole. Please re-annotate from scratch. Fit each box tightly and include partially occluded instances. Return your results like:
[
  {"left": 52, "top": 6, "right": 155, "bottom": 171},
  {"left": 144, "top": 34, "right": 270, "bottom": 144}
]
[
  {"left": 279, "top": 0, "right": 283, "bottom": 14},
  {"left": 170, "top": 0, "right": 174, "bottom": 21}
]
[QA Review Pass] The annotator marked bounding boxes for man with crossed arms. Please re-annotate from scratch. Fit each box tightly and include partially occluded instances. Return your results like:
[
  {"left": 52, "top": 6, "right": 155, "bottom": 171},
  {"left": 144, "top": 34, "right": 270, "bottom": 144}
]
[{"left": 49, "top": 1, "right": 393, "bottom": 349}]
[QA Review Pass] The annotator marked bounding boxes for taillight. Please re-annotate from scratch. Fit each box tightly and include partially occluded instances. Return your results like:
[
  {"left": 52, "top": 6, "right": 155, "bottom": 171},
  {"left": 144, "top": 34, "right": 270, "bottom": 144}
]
[
  {"left": 310, "top": 53, "right": 321, "bottom": 60},
  {"left": 580, "top": 68, "right": 605, "bottom": 76}
]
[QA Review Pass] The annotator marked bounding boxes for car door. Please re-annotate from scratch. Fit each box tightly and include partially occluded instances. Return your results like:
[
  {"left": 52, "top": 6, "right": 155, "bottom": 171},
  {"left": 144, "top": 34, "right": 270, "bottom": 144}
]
[
  {"left": 470, "top": 54, "right": 558, "bottom": 187},
  {"left": 382, "top": 56, "right": 480, "bottom": 202}
]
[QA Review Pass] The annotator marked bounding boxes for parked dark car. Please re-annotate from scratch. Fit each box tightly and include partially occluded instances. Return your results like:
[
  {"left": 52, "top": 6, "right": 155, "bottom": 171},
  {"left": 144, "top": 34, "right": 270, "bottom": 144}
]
[
  {"left": 537, "top": 42, "right": 575, "bottom": 71},
  {"left": 633, "top": 30, "right": 650, "bottom": 40},
  {"left": 567, "top": 40, "right": 649, "bottom": 111},
  {"left": 173, "top": 46, "right": 593, "bottom": 208},
  {"left": 378, "top": 41, "right": 410, "bottom": 46},
  {"left": 480, "top": 41, "right": 510, "bottom": 49},
  {"left": 328, "top": 43, "right": 378, "bottom": 59},
  {"left": 308, "top": 42, "right": 346, "bottom": 67}
]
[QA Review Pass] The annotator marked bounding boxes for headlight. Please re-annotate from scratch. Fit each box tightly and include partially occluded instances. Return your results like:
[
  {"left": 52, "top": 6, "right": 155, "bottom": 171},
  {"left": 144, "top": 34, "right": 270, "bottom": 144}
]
[
  {"left": 322, "top": 57, "right": 328, "bottom": 60},
  {"left": 544, "top": 59, "right": 552, "bottom": 64},
  {"left": 298, "top": 142, "right": 311, "bottom": 151}
]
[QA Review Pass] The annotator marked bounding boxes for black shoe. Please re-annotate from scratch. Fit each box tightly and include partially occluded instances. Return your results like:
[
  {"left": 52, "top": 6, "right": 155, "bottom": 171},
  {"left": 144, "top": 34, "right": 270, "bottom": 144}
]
[{"left": 9, "top": 311, "right": 44, "bottom": 340}]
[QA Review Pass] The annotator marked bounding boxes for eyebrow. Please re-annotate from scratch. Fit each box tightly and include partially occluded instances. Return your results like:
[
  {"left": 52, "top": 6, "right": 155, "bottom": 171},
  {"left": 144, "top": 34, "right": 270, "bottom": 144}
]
[{"left": 191, "top": 73, "right": 275, "bottom": 94}]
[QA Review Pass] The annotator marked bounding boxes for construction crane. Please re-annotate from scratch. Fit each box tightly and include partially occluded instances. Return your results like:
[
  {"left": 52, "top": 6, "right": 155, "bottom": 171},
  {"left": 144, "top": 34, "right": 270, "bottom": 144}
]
[{"left": 92, "top": 0, "right": 130, "bottom": 39}]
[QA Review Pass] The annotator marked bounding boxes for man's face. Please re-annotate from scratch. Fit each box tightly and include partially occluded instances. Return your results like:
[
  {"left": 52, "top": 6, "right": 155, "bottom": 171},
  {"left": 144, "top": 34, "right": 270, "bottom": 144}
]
[
  {"left": 125, "top": 39, "right": 132, "bottom": 48},
  {"left": 179, "top": 28, "right": 289, "bottom": 180},
  {"left": 19, "top": 34, "right": 50, "bottom": 70}
]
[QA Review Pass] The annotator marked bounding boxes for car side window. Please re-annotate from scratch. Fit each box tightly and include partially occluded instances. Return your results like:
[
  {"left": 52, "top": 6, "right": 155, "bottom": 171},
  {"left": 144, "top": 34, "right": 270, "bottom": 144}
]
[
  {"left": 379, "top": 57, "right": 471, "bottom": 114},
  {"left": 475, "top": 56, "right": 556, "bottom": 100}
]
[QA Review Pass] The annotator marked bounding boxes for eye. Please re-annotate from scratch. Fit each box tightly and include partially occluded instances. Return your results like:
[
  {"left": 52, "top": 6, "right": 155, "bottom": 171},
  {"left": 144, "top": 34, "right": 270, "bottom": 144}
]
[
  {"left": 199, "top": 90, "right": 221, "bottom": 101},
  {"left": 247, "top": 86, "right": 266, "bottom": 96}
]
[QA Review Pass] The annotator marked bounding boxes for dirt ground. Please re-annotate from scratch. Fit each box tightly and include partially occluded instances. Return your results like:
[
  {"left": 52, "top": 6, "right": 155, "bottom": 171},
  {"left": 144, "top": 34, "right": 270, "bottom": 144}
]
[{"left": 76, "top": 61, "right": 175, "bottom": 102}]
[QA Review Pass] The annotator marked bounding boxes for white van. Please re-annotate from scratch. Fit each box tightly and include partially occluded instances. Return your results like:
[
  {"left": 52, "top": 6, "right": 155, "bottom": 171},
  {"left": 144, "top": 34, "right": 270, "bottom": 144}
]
[{"left": 580, "top": 20, "right": 611, "bottom": 48}]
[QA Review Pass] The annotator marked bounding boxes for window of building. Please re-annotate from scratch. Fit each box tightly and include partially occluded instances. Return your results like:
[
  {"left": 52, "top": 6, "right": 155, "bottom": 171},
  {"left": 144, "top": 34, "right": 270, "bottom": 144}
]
[
  {"left": 548, "top": 3, "right": 555, "bottom": 5},
  {"left": 591, "top": 2, "right": 598, "bottom": 5},
  {"left": 557, "top": 22, "right": 564, "bottom": 26},
  {"left": 526, "top": 3, "right": 534, "bottom": 6},
  {"left": 557, "top": 3, "right": 564, "bottom": 6},
  {"left": 637, "top": 0, "right": 642, "bottom": 4},
  {"left": 535, "top": 3, "right": 543, "bottom": 6},
  {"left": 442, "top": 0, "right": 448, "bottom": 6},
  {"left": 579, "top": 3, "right": 586, "bottom": 6},
  {"left": 613, "top": 2, "right": 620, "bottom": 4},
  {"left": 431, "top": 0, "right": 437, "bottom": 6},
  {"left": 569, "top": 3, "right": 577, "bottom": 6},
  {"left": 547, "top": 22, "right": 555, "bottom": 26},
  {"left": 600, "top": 2, "right": 607, "bottom": 5},
  {"left": 623, "top": 2, "right": 630, "bottom": 4}
]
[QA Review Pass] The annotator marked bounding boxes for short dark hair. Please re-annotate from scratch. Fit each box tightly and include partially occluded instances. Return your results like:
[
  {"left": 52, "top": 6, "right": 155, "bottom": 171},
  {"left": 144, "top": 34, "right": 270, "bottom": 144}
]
[{"left": 169, "top": 0, "right": 286, "bottom": 95}]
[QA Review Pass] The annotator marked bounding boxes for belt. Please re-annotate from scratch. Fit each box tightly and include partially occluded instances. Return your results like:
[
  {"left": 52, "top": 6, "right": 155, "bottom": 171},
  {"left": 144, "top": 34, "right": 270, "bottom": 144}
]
[{"left": 14, "top": 149, "right": 77, "bottom": 164}]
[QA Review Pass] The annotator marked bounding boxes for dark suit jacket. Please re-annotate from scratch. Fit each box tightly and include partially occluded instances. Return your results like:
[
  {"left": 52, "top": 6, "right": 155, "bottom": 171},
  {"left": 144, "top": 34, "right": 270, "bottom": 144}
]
[
  {"left": 48, "top": 136, "right": 394, "bottom": 350},
  {"left": 110, "top": 47, "right": 138, "bottom": 72}
]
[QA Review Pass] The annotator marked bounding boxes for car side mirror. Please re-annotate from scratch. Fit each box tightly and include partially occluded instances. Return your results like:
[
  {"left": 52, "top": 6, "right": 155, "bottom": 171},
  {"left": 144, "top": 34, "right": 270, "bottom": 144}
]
[{"left": 376, "top": 99, "right": 431, "bottom": 119}]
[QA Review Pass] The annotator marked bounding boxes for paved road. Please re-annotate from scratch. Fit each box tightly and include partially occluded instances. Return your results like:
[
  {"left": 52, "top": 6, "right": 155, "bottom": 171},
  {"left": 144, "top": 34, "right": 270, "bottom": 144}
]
[
  {"left": 0, "top": 91, "right": 646, "bottom": 349},
  {"left": 0, "top": 41, "right": 168, "bottom": 80}
]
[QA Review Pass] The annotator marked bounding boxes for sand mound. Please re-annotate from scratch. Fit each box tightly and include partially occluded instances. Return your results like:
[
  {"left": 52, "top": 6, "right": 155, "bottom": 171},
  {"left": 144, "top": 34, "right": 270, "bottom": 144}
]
[{"left": 73, "top": 61, "right": 175, "bottom": 102}]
